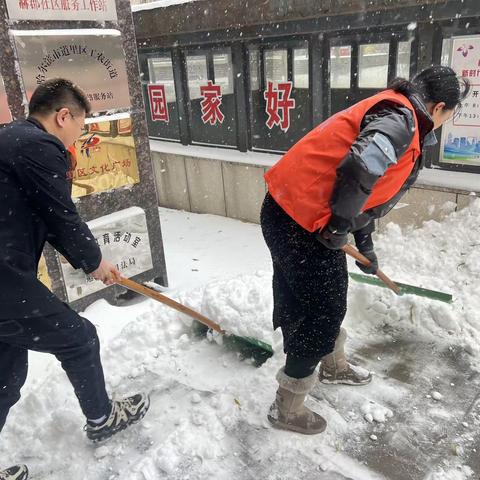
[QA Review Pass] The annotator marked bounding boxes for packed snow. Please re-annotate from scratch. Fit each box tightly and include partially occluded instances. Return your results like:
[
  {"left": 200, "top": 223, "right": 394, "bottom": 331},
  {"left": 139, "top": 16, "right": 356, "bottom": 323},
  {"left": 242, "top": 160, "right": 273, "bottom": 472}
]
[{"left": 1, "top": 199, "right": 480, "bottom": 479}]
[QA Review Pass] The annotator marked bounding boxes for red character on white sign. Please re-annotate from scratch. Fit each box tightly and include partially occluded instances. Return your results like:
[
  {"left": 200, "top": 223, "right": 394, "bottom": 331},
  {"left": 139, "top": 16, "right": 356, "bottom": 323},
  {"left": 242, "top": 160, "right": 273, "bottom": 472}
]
[
  {"left": 148, "top": 84, "right": 169, "bottom": 123},
  {"left": 200, "top": 80, "right": 225, "bottom": 126},
  {"left": 264, "top": 81, "right": 295, "bottom": 132}
]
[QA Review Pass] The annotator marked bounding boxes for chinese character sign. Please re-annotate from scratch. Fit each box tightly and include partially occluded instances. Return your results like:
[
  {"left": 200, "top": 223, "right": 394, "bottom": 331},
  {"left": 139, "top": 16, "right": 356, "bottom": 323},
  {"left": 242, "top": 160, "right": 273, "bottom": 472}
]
[
  {"left": 59, "top": 207, "right": 153, "bottom": 302},
  {"left": 200, "top": 80, "right": 225, "bottom": 126},
  {"left": 148, "top": 84, "right": 169, "bottom": 123},
  {"left": 70, "top": 115, "right": 140, "bottom": 198},
  {"left": 441, "top": 36, "right": 480, "bottom": 166},
  {"left": 13, "top": 30, "right": 130, "bottom": 114},
  {"left": 6, "top": 0, "right": 117, "bottom": 21},
  {"left": 264, "top": 81, "right": 295, "bottom": 132}
]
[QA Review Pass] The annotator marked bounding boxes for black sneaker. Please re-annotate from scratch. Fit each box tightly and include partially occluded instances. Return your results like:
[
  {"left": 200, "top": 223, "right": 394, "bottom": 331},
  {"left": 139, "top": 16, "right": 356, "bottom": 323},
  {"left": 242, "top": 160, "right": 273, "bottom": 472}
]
[
  {"left": 85, "top": 393, "right": 150, "bottom": 442},
  {"left": 0, "top": 465, "right": 28, "bottom": 480}
]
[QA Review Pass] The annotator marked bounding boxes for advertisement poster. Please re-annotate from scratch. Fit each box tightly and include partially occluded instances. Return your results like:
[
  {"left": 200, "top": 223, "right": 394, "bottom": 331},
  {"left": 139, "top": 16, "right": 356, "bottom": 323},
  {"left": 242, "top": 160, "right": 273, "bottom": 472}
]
[
  {"left": 441, "top": 35, "right": 480, "bottom": 166},
  {"left": 13, "top": 29, "right": 130, "bottom": 114},
  {"left": 70, "top": 114, "right": 140, "bottom": 198}
]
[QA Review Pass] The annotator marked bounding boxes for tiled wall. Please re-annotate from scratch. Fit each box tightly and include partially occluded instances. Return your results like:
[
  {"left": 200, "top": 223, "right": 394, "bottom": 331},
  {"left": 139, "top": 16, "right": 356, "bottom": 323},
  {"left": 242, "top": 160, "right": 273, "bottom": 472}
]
[{"left": 151, "top": 151, "right": 478, "bottom": 229}]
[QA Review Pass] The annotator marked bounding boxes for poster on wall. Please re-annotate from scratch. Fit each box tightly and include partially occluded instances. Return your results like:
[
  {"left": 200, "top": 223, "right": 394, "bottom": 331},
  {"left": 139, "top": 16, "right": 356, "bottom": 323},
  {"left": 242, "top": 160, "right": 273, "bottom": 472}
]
[
  {"left": 12, "top": 29, "right": 131, "bottom": 114},
  {"left": 6, "top": 0, "right": 117, "bottom": 22},
  {"left": 70, "top": 113, "right": 140, "bottom": 198},
  {"left": 60, "top": 207, "right": 153, "bottom": 302},
  {"left": 0, "top": 74, "right": 12, "bottom": 124},
  {"left": 441, "top": 35, "right": 480, "bottom": 166}
]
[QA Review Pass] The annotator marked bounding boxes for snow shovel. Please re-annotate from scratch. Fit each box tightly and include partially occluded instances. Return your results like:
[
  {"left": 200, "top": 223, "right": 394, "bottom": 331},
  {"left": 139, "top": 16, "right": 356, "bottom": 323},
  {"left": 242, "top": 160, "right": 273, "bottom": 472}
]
[
  {"left": 117, "top": 277, "right": 274, "bottom": 366},
  {"left": 342, "top": 244, "right": 453, "bottom": 303}
]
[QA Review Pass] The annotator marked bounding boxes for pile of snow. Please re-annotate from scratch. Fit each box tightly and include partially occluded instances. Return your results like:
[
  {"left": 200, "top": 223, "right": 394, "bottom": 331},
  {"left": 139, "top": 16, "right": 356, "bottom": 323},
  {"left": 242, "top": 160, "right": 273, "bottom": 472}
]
[{"left": 1, "top": 199, "right": 479, "bottom": 479}]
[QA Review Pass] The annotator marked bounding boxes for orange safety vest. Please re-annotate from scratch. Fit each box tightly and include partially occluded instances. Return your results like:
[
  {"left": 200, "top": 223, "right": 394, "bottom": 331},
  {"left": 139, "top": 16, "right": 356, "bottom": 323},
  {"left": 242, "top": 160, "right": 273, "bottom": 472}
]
[
  {"left": 67, "top": 144, "right": 77, "bottom": 180},
  {"left": 264, "top": 90, "right": 421, "bottom": 232}
]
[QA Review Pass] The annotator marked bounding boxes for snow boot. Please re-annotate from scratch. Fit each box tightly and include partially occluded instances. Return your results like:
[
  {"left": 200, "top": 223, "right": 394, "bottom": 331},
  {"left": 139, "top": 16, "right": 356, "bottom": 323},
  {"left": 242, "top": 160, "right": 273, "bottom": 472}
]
[
  {"left": 85, "top": 392, "right": 150, "bottom": 442},
  {"left": 0, "top": 465, "right": 28, "bottom": 480},
  {"left": 319, "top": 328, "right": 372, "bottom": 385},
  {"left": 268, "top": 368, "right": 327, "bottom": 435}
]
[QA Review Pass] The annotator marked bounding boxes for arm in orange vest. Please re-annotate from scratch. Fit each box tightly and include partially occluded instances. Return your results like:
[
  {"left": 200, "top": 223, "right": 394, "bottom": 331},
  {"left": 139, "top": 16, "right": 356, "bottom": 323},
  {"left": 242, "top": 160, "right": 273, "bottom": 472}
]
[{"left": 328, "top": 101, "right": 416, "bottom": 235}]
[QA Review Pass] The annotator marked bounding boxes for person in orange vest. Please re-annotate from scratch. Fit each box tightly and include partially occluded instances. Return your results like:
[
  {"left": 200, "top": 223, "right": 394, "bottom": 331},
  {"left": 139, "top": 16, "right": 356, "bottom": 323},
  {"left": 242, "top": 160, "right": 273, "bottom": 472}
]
[{"left": 261, "top": 66, "right": 469, "bottom": 435}]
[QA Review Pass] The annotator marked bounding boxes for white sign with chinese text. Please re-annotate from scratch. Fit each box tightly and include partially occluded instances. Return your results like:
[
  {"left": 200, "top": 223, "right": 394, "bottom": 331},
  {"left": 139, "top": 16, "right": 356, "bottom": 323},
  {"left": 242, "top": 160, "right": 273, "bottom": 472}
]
[
  {"left": 6, "top": 0, "right": 117, "bottom": 21},
  {"left": 60, "top": 206, "right": 153, "bottom": 302},
  {"left": 441, "top": 35, "right": 480, "bottom": 166},
  {"left": 12, "top": 29, "right": 130, "bottom": 114}
]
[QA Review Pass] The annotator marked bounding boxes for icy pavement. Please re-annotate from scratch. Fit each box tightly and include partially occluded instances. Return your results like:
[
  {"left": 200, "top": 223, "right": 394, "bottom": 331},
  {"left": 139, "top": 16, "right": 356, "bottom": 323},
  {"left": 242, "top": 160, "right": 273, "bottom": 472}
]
[{"left": 1, "top": 202, "right": 479, "bottom": 480}]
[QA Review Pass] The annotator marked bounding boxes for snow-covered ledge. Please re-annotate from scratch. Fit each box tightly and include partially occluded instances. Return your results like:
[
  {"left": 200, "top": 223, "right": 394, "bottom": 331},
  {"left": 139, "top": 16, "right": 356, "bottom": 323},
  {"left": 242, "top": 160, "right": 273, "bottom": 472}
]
[
  {"left": 149, "top": 139, "right": 279, "bottom": 168},
  {"left": 416, "top": 168, "right": 479, "bottom": 195},
  {"left": 149, "top": 139, "right": 480, "bottom": 194}
]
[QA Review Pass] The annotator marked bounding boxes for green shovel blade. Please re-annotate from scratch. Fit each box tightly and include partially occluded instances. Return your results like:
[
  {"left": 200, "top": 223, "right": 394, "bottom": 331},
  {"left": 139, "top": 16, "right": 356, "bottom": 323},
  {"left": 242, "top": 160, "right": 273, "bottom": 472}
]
[{"left": 349, "top": 272, "right": 453, "bottom": 304}]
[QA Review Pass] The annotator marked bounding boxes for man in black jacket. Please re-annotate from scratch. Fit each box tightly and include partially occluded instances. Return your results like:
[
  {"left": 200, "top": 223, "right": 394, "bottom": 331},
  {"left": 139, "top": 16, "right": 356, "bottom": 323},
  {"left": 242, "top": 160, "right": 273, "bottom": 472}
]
[{"left": 0, "top": 79, "right": 149, "bottom": 480}]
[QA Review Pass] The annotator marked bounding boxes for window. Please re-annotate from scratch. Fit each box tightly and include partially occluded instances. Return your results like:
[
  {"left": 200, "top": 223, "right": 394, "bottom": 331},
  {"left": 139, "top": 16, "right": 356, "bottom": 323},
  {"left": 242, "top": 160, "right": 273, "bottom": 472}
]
[
  {"left": 249, "top": 50, "right": 260, "bottom": 90},
  {"left": 249, "top": 42, "right": 311, "bottom": 153},
  {"left": 264, "top": 50, "right": 288, "bottom": 83},
  {"left": 141, "top": 52, "right": 180, "bottom": 141},
  {"left": 358, "top": 43, "right": 389, "bottom": 88},
  {"left": 213, "top": 53, "right": 234, "bottom": 95},
  {"left": 185, "top": 48, "right": 237, "bottom": 147},
  {"left": 148, "top": 57, "right": 176, "bottom": 102},
  {"left": 441, "top": 38, "right": 453, "bottom": 67},
  {"left": 330, "top": 45, "right": 351, "bottom": 89},
  {"left": 293, "top": 48, "right": 309, "bottom": 89},
  {"left": 186, "top": 54, "right": 208, "bottom": 100},
  {"left": 396, "top": 40, "right": 412, "bottom": 79}
]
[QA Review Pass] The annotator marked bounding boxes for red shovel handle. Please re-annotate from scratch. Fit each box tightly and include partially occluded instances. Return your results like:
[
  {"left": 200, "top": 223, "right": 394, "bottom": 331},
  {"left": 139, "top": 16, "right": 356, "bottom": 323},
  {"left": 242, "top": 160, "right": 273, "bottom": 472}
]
[{"left": 342, "top": 244, "right": 401, "bottom": 295}]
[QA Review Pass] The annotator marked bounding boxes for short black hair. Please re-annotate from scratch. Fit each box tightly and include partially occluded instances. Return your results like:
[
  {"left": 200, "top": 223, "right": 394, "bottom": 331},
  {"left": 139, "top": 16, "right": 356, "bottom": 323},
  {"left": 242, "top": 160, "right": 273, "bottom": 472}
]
[{"left": 29, "top": 78, "right": 91, "bottom": 116}]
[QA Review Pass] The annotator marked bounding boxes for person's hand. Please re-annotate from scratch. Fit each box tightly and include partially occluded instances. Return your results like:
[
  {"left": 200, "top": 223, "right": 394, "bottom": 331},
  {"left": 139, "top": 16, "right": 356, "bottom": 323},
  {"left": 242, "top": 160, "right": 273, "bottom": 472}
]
[
  {"left": 355, "top": 249, "right": 378, "bottom": 275},
  {"left": 90, "top": 258, "right": 123, "bottom": 285},
  {"left": 317, "top": 226, "right": 348, "bottom": 250}
]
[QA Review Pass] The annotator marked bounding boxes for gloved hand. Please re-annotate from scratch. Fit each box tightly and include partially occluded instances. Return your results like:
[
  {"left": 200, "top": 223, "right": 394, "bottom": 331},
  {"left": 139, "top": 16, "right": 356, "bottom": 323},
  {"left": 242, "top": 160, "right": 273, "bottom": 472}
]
[
  {"left": 355, "top": 249, "right": 378, "bottom": 275},
  {"left": 353, "top": 228, "right": 378, "bottom": 275},
  {"left": 317, "top": 225, "right": 348, "bottom": 250}
]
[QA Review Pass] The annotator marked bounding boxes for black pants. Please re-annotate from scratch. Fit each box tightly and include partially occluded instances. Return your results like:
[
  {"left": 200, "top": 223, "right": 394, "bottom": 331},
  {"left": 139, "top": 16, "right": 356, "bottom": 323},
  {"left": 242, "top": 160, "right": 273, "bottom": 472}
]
[
  {"left": 0, "top": 304, "right": 110, "bottom": 432},
  {"left": 261, "top": 193, "right": 348, "bottom": 360}
]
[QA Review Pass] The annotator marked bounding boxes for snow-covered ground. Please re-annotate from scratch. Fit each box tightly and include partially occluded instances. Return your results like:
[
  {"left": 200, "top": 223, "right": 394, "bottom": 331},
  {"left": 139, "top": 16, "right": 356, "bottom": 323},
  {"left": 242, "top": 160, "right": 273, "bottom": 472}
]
[{"left": 1, "top": 200, "right": 480, "bottom": 480}]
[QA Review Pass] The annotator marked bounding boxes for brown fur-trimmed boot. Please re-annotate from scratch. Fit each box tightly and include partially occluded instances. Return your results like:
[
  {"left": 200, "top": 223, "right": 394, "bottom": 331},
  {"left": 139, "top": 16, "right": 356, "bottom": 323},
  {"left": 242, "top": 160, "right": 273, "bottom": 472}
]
[
  {"left": 319, "top": 328, "right": 372, "bottom": 385},
  {"left": 267, "top": 368, "right": 327, "bottom": 435}
]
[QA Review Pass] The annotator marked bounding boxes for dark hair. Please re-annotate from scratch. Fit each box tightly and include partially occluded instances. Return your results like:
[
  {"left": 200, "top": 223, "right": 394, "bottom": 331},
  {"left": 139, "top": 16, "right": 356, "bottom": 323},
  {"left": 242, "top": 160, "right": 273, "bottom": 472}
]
[
  {"left": 29, "top": 78, "right": 91, "bottom": 116},
  {"left": 388, "top": 66, "right": 470, "bottom": 110}
]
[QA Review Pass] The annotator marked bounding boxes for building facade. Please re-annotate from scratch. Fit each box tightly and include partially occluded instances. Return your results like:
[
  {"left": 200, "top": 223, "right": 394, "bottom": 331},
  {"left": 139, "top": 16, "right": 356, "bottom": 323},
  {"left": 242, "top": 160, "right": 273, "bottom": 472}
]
[{"left": 133, "top": 0, "right": 480, "bottom": 229}]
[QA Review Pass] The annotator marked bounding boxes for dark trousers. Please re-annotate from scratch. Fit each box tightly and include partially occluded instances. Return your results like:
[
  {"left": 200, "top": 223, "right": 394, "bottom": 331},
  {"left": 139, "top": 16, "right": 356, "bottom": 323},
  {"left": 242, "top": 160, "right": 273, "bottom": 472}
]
[
  {"left": 261, "top": 193, "right": 348, "bottom": 361},
  {"left": 0, "top": 304, "right": 110, "bottom": 432}
]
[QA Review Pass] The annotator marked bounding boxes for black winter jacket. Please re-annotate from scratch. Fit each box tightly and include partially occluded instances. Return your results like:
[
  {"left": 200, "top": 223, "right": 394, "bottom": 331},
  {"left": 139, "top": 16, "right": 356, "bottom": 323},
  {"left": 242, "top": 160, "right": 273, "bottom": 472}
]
[
  {"left": 0, "top": 118, "right": 102, "bottom": 319},
  {"left": 327, "top": 93, "right": 436, "bottom": 245}
]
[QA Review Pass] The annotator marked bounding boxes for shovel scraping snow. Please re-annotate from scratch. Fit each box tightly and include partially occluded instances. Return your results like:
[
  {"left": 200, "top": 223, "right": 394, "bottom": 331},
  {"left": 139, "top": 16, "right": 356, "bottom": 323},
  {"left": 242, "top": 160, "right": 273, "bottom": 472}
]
[{"left": 117, "top": 278, "right": 274, "bottom": 366}]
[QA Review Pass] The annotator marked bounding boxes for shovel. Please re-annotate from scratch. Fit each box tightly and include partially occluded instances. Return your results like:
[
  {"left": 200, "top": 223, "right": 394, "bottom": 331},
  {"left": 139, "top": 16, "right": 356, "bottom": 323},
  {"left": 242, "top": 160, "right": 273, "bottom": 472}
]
[
  {"left": 342, "top": 244, "right": 453, "bottom": 303},
  {"left": 342, "top": 244, "right": 401, "bottom": 294},
  {"left": 116, "top": 277, "right": 274, "bottom": 366}
]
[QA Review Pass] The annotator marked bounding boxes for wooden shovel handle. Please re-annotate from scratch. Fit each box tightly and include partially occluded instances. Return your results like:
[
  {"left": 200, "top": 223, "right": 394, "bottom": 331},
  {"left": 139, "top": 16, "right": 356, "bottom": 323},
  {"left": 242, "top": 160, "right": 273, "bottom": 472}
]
[
  {"left": 342, "top": 244, "right": 401, "bottom": 295},
  {"left": 117, "top": 277, "right": 225, "bottom": 334}
]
